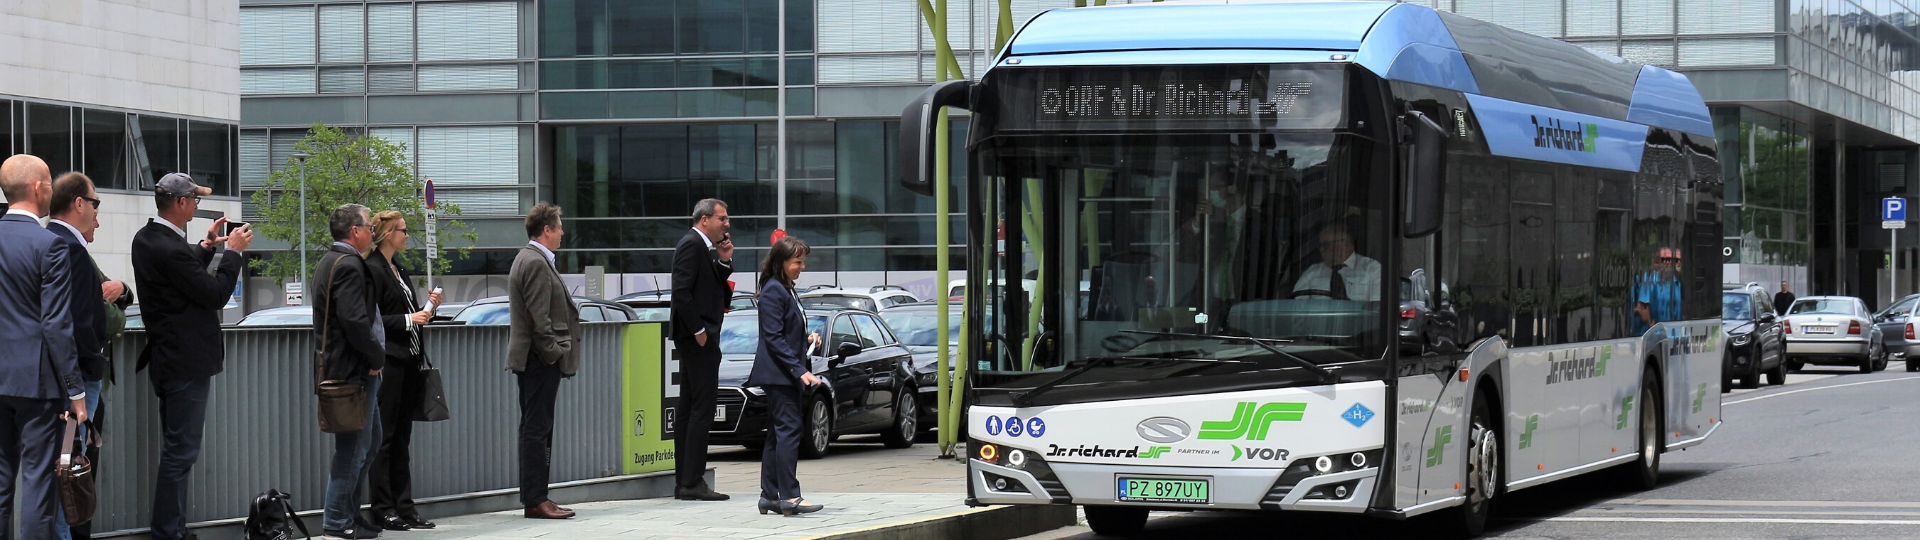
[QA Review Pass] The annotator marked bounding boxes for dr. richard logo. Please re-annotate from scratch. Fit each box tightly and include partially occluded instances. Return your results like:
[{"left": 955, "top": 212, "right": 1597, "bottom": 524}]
[{"left": 1047, "top": 444, "right": 1169, "bottom": 459}]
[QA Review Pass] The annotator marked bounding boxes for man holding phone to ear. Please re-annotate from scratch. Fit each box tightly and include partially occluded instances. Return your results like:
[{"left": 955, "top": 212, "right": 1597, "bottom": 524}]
[{"left": 670, "top": 198, "right": 732, "bottom": 501}]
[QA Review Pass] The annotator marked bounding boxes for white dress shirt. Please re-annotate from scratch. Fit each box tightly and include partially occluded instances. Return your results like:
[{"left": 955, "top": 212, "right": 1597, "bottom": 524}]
[
  {"left": 528, "top": 240, "right": 556, "bottom": 270},
  {"left": 1292, "top": 252, "right": 1383, "bottom": 301},
  {"left": 49, "top": 218, "right": 87, "bottom": 246}
]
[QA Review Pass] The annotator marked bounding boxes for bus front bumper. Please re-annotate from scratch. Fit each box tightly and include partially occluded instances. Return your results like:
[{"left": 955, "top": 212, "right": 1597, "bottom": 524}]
[{"left": 971, "top": 459, "right": 1378, "bottom": 513}]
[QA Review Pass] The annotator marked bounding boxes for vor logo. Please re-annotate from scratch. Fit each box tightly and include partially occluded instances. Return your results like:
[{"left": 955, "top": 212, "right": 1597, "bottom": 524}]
[
  {"left": 1518, "top": 414, "right": 1539, "bottom": 450},
  {"left": 1231, "top": 445, "right": 1291, "bottom": 462},
  {"left": 1425, "top": 425, "right": 1453, "bottom": 468},
  {"left": 1199, "top": 402, "right": 1307, "bottom": 441}
]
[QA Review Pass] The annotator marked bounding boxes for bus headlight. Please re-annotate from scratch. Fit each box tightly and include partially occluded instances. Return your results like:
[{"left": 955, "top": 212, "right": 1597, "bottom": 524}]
[
  {"left": 1314, "top": 455, "right": 1334, "bottom": 473},
  {"left": 1008, "top": 449, "right": 1028, "bottom": 469}
]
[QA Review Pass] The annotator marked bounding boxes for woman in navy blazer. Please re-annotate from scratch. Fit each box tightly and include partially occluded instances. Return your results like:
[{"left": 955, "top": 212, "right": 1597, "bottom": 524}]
[{"left": 749, "top": 236, "right": 826, "bottom": 516}]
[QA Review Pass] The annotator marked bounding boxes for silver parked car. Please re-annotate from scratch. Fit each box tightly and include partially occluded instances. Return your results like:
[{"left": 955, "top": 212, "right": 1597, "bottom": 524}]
[
  {"left": 1872, "top": 293, "right": 1920, "bottom": 372},
  {"left": 1783, "top": 296, "right": 1886, "bottom": 373}
]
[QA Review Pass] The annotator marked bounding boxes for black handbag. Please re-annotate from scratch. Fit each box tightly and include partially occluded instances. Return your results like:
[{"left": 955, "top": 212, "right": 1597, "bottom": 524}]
[
  {"left": 412, "top": 357, "right": 450, "bottom": 422},
  {"left": 315, "top": 256, "right": 368, "bottom": 434},
  {"left": 57, "top": 416, "right": 95, "bottom": 526}
]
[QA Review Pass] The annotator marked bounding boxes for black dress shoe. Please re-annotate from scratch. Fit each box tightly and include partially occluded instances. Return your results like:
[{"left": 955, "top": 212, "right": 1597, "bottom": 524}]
[
  {"left": 375, "top": 515, "right": 412, "bottom": 531},
  {"left": 323, "top": 528, "right": 378, "bottom": 540},
  {"left": 355, "top": 515, "right": 384, "bottom": 533},
  {"left": 675, "top": 486, "right": 731, "bottom": 501},
  {"left": 399, "top": 515, "right": 436, "bottom": 530}
]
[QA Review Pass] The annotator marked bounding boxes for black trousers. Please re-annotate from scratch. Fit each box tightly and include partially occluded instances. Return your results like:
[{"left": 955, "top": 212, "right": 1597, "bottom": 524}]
[
  {"left": 0, "top": 396, "right": 63, "bottom": 539},
  {"left": 673, "top": 336, "right": 721, "bottom": 489},
  {"left": 150, "top": 376, "right": 211, "bottom": 540},
  {"left": 516, "top": 355, "right": 562, "bottom": 507},
  {"left": 759, "top": 384, "right": 802, "bottom": 501},
  {"left": 371, "top": 356, "right": 422, "bottom": 517}
]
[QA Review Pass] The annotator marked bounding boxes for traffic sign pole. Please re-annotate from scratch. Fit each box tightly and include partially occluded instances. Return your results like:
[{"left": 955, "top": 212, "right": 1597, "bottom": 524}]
[{"left": 1885, "top": 197, "right": 1908, "bottom": 305}]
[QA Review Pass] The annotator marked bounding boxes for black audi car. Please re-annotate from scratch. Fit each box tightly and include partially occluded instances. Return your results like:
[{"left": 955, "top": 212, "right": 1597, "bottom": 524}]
[
  {"left": 710, "top": 307, "right": 919, "bottom": 458},
  {"left": 1722, "top": 286, "right": 1786, "bottom": 389}
]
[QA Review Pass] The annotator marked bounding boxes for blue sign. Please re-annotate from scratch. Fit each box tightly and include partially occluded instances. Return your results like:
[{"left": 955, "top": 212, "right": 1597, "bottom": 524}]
[
  {"left": 1341, "top": 403, "right": 1375, "bottom": 428},
  {"left": 985, "top": 415, "right": 1004, "bottom": 436},
  {"left": 1006, "top": 416, "right": 1026, "bottom": 437},
  {"left": 1464, "top": 94, "right": 1650, "bottom": 173},
  {"left": 1027, "top": 417, "right": 1047, "bottom": 438},
  {"left": 1885, "top": 197, "right": 1907, "bottom": 221}
]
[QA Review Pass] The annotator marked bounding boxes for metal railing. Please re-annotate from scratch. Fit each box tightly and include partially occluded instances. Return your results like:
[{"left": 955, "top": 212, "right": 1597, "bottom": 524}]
[{"left": 94, "top": 322, "right": 640, "bottom": 533}]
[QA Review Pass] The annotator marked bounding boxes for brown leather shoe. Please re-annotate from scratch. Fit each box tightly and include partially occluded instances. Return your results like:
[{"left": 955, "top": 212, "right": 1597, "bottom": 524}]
[{"left": 525, "top": 501, "right": 575, "bottom": 519}]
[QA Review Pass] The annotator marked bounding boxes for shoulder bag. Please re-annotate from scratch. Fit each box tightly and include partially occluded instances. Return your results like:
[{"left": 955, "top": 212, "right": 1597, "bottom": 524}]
[
  {"left": 315, "top": 254, "right": 369, "bottom": 434},
  {"left": 57, "top": 416, "right": 96, "bottom": 526}
]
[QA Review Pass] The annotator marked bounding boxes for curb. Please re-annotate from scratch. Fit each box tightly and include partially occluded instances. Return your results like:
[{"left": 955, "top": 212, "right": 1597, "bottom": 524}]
[{"left": 796, "top": 504, "right": 1077, "bottom": 540}]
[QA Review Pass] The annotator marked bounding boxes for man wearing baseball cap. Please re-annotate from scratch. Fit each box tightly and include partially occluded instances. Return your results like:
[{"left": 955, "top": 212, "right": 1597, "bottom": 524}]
[{"left": 130, "top": 172, "right": 251, "bottom": 540}]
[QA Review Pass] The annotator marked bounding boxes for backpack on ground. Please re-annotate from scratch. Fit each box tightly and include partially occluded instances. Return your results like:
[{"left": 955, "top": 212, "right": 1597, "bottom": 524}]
[{"left": 242, "top": 489, "right": 311, "bottom": 540}]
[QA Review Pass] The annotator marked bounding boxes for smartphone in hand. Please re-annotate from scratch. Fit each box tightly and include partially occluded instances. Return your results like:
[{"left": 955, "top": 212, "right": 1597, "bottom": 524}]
[{"left": 222, "top": 220, "right": 249, "bottom": 236}]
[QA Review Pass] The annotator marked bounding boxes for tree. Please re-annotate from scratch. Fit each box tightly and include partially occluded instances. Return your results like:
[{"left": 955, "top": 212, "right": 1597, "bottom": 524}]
[{"left": 248, "top": 123, "right": 476, "bottom": 283}]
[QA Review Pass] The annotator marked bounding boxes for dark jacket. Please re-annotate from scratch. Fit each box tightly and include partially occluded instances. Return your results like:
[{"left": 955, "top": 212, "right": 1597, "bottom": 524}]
[
  {"left": 131, "top": 219, "right": 244, "bottom": 381},
  {"left": 313, "top": 244, "right": 384, "bottom": 381},
  {"left": 0, "top": 213, "right": 83, "bottom": 401},
  {"left": 47, "top": 221, "right": 107, "bottom": 382},
  {"left": 1774, "top": 291, "right": 1796, "bottom": 315},
  {"left": 749, "top": 280, "right": 811, "bottom": 387},
  {"left": 366, "top": 254, "right": 424, "bottom": 364},
  {"left": 669, "top": 229, "right": 733, "bottom": 342}
]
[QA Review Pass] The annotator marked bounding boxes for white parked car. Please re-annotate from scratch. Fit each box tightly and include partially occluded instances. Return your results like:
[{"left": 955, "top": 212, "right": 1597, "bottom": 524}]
[
  {"left": 798, "top": 286, "right": 922, "bottom": 313},
  {"left": 1783, "top": 296, "right": 1887, "bottom": 373}
]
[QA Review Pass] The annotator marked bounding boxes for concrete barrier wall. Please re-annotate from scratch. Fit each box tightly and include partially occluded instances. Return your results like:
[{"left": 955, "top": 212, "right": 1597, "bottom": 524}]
[{"left": 93, "top": 321, "right": 644, "bottom": 533}]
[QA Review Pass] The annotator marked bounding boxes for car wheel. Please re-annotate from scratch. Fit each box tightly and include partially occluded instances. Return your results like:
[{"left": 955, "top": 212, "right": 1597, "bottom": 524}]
[
  {"left": 1874, "top": 347, "right": 1889, "bottom": 371},
  {"left": 1909, "top": 358, "right": 1919, "bottom": 372},
  {"left": 799, "top": 397, "right": 832, "bottom": 460},
  {"left": 1787, "top": 359, "right": 1804, "bottom": 373},
  {"left": 1084, "top": 506, "right": 1148, "bottom": 537},
  {"left": 1860, "top": 354, "right": 1876, "bottom": 374},
  {"left": 881, "top": 390, "right": 917, "bottom": 449},
  {"left": 1738, "top": 358, "right": 1760, "bottom": 389},
  {"left": 1766, "top": 361, "right": 1787, "bottom": 386}
]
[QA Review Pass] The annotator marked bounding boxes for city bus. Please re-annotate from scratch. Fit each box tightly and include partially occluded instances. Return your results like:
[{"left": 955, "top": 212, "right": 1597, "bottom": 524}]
[{"left": 896, "top": 2, "right": 1724, "bottom": 537}]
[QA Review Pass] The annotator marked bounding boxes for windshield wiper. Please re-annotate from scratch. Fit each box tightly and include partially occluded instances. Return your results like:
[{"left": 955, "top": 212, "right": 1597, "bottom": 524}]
[
  {"left": 1120, "top": 330, "right": 1339, "bottom": 384},
  {"left": 1011, "top": 356, "right": 1248, "bottom": 407}
]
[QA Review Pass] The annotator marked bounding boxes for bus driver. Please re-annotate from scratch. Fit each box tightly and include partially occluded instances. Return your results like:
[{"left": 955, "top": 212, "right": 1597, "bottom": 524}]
[{"left": 1292, "top": 223, "right": 1381, "bottom": 301}]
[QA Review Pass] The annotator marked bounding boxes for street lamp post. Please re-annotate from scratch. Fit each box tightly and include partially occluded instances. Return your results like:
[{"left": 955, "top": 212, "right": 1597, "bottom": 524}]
[{"left": 292, "top": 153, "right": 312, "bottom": 303}]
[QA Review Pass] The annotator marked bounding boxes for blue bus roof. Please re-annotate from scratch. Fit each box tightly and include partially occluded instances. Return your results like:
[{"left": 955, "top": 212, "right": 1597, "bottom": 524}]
[{"left": 1002, "top": 1, "right": 1712, "bottom": 137}]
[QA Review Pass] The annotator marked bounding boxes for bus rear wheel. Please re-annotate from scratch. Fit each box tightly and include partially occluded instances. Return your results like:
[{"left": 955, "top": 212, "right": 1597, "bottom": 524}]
[
  {"left": 1448, "top": 391, "right": 1499, "bottom": 539},
  {"left": 1084, "top": 505, "right": 1147, "bottom": 537},
  {"left": 1612, "top": 370, "right": 1662, "bottom": 490}
]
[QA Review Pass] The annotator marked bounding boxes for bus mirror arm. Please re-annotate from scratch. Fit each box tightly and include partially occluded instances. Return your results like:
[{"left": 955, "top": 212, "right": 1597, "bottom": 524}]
[
  {"left": 1399, "top": 110, "right": 1447, "bottom": 238},
  {"left": 897, "top": 80, "right": 976, "bottom": 197}
]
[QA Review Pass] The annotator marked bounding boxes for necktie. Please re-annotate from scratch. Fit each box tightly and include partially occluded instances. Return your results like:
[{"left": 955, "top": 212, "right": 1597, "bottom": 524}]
[{"left": 1329, "top": 263, "right": 1348, "bottom": 300}]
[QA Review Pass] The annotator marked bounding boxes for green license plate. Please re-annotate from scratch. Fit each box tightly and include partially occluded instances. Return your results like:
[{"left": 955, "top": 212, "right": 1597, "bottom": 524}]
[{"left": 1116, "top": 477, "right": 1210, "bottom": 504}]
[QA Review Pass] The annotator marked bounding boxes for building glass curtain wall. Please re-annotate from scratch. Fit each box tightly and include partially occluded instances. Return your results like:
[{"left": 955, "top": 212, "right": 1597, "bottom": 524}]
[
  {"left": 1715, "top": 107, "right": 1814, "bottom": 273},
  {"left": 1, "top": 98, "right": 237, "bottom": 196}
]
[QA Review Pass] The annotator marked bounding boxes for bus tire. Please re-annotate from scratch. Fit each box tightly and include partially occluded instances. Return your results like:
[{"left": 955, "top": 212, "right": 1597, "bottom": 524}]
[
  {"left": 1613, "top": 370, "right": 1662, "bottom": 491},
  {"left": 1084, "top": 505, "right": 1147, "bottom": 537},
  {"left": 1448, "top": 391, "right": 1499, "bottom": 539}
]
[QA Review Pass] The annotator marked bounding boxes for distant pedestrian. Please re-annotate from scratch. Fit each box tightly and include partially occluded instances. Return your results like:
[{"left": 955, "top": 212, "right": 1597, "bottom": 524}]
[
  {"left": 508, "top": 202, "right": 579, "bottom": 520},
  {"left": 131, "top": 172, "right": 249, "bottom": 540},
  {"left": 365, "top": 211, "right": 441, "bottom": 531},
  {"left": 1775, "top": 281, "right": 1796, "bottom": 316},
  {"left": 0, "top": 154, "right": 87, "bottom": 539},
  {"left": 751, "top": 236, "right": 825, "bottom": 516},
  {"left": 47, "top": 172, "right": 110, "bottom": 540},
  {"left": 670, "top": 198, "right": 734, "bottom": 501},
  {"left": 313, "top": 204, "right": 386, "bottom": 539}
]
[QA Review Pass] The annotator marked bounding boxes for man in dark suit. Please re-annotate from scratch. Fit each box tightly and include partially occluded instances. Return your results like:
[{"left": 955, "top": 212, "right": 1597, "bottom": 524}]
[
  {"left": 669, "top": 198, "right": 733, "bottom": 501},
  {"left": 507, "top": 202, "right": 580, "bottom": 520},
  {"left": 130, "top": 172, "right": 250, "bottom": 540},
  {"left": 47, "top": 171, "right": 113, "bottom": 540},
  {"left": 0, "top": 155, "right": 88, "bottom": 539}
]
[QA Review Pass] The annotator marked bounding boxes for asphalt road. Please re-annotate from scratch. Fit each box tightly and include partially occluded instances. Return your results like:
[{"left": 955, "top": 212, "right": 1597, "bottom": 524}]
[{"left": 1015, "top": 361, "right": 1920, "bottom": 539}]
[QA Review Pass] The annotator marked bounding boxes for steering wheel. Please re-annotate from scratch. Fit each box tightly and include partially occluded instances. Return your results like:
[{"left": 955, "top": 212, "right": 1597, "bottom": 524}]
[{"left": 1289, "top": 288, "right": 1349, "bottom": 301}]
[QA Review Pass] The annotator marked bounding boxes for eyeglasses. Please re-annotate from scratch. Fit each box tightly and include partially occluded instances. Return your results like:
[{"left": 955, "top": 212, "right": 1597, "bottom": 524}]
[
  {"left": 1657, "top": 257, "right": 1681, "bottom": 263},
  {"left": 711, "top": 215, "right": 731, "bottom": 223},
  {"left": 79, "top": 195, "right": 101, "bottom": 210}
]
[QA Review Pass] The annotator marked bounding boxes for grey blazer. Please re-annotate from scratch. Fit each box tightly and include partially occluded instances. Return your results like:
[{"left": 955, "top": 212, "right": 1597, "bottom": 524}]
[{"left": 505, "top": 244, "right": 580, "bottom": 375}]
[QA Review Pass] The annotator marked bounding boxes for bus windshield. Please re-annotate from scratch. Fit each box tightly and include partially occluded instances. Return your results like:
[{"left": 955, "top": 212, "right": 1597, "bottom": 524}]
[{"left": 971, "top": 132, "right": 1391, "bottom": 405}]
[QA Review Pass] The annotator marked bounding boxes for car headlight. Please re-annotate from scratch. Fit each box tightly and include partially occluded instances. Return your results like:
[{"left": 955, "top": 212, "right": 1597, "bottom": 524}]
[
  {"left": 918, "top": 372, "right": 936, "bottom": 386},
  {"left": 1730, "top": 334, "right": 1751, "bottom": 347},
  {"left": 745, "top": 386, "right": 766, "bottom": 396}
]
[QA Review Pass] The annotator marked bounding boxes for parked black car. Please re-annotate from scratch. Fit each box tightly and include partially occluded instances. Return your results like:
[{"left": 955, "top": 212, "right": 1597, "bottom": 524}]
[
  {"left": 711, "top": 307, "right": 918, "bottom": 458},
  {"left": 878, "top": 302, "right": 962, "bottom": 433},
  {"left": 1722, "top": 287, "right": 1786, "bottom": 389}
]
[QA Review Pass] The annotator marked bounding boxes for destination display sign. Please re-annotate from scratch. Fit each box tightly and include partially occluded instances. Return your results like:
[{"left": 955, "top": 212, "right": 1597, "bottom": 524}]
[{"left": 990, "top": 64, "right": 1346, "bottom": 132}]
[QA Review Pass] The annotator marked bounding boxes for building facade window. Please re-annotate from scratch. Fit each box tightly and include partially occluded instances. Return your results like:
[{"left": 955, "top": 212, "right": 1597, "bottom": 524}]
[
  {"left": 239, "top": 1, "right": 523, "bottom": 96},
  {"left": 1715, "top": 106, "right": 1813, "bottom": 268}
]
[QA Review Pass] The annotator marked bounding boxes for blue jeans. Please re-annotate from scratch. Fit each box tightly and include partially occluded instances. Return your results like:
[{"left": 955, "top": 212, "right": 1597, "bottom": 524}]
[
  {"left": 55, "top": 380, "right": 102, "bottom": 540},
  {"left": 322, "top": 374, "right": 382, "bottom": 531},
  {"left": 151, "top": 376, "right": 212, "bottom": 540}
]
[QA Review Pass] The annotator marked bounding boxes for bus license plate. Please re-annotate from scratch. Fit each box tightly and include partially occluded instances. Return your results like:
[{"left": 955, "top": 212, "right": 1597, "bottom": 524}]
[{"left": 1116, "top": 477, "right": 1210, "bottom": 504}]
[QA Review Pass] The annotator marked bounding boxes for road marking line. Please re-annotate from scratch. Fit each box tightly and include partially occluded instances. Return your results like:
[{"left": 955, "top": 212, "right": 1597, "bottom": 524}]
[
  {"left": 1724, "top": 376, "right": 1920, "bottom": 406},
  {"left": 1510, "top": 516, "right": 1920, "bottom": 525},
  {"left": 1576, "top": 509, "right": 1920, "bottom": 517},
  {"left": 1607, "top": 499, "right": 1920, "bottom": 509}
]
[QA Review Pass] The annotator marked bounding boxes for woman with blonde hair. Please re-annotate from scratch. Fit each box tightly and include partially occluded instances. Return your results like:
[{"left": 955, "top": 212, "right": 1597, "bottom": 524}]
[{"left": 364, "top": 210, "right": 442, "bottom": 530}]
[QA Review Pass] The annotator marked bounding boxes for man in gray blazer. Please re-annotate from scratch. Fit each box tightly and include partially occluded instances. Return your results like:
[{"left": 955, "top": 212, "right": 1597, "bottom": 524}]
[{"left": 507, "top": 202, "right": 580, "bottom": 520}]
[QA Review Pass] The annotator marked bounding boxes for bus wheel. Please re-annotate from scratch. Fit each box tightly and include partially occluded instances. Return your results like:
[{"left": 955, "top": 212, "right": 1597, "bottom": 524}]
[
  {"left": 1084, "top": 505, "right": 1147, "bottom": 537},
  {"left": 1449, "top": 391, "right": 1499, "bottom": 539},
  {"left": 1613, "top": 370, "right": 1662, "bottom": 490}
]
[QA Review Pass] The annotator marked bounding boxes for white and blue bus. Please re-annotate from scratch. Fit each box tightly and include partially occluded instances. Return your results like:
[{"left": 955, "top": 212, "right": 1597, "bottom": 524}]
[{"left": 897, "top": 1, "right": 1724, "bottom": 536}]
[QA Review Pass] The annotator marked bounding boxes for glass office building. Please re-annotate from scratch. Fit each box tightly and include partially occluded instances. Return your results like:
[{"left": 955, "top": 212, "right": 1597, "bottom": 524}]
[
  {"left": 237, "top": 0, "right": 1064, "bottom": 298},
  {"left": 1422, "top": 0, "right": 1920, "bottom": 300}
]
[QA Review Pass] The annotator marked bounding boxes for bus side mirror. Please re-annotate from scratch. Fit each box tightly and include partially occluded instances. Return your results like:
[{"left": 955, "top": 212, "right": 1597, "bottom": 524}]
[
  {"left": 1401, "top": 110, "right": 1447, "bottom": 238},
  {"left": 897, "top": 80, "right": 975, "bottom": 196}
]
